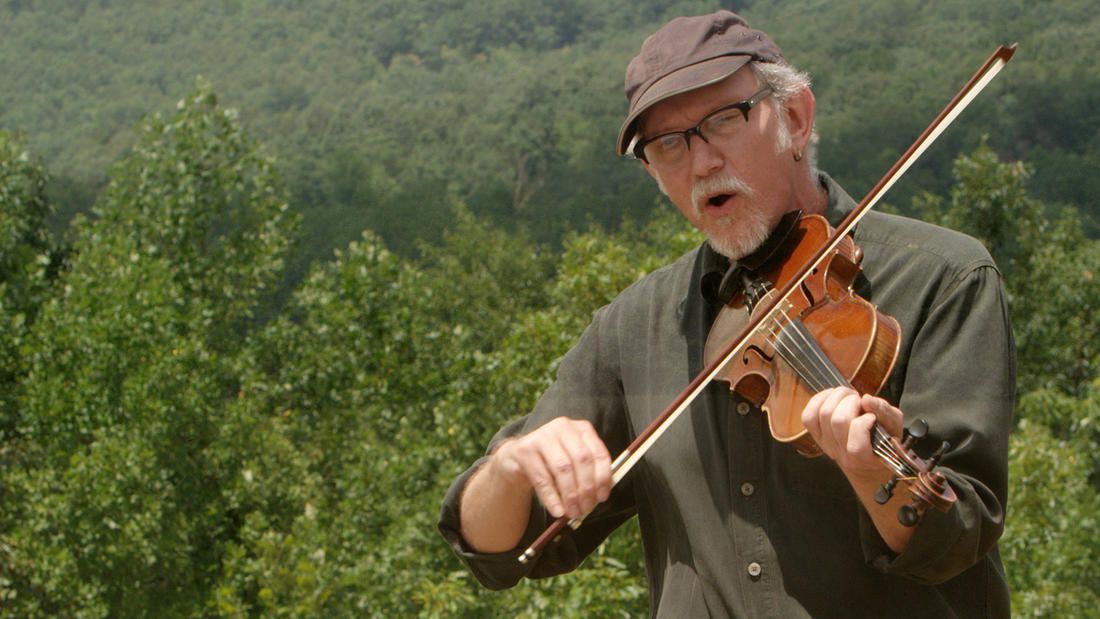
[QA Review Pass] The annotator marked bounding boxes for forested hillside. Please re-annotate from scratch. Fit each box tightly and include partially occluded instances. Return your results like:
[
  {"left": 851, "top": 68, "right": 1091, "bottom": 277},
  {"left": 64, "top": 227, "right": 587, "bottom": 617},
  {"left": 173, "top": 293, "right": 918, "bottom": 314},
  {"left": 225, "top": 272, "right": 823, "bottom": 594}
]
[
  {"left": 2, "top": 0, "right": 1098, "bottom": 278},
  {"left": 1, "top": 1, "right": 1098, "bottom": 617}
]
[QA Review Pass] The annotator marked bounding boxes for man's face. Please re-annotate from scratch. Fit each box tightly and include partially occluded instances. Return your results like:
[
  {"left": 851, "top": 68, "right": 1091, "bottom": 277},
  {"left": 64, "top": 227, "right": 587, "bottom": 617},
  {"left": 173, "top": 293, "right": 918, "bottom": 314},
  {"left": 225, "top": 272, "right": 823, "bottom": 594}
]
[{"left": 638, "top": 66, "right": 808, "bottom": 260}]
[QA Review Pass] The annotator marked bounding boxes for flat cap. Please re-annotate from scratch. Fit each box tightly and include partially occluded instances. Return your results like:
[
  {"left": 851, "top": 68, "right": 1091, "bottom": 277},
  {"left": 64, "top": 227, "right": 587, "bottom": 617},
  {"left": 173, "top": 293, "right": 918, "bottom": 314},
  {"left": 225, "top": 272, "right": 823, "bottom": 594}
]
[{"left": 617, "top": 10, "right": 784, "bottom": 156}]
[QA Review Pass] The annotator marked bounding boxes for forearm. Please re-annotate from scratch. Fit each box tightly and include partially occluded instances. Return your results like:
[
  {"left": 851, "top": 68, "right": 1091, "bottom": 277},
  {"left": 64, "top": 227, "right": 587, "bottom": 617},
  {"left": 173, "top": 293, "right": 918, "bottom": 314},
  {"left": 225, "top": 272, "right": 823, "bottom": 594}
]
[
  {"left": 458, "top": 453, "right": 535, "bottom": 554},
  {"left": 845, "top": 468, "right": 915, "bottom": 553}
]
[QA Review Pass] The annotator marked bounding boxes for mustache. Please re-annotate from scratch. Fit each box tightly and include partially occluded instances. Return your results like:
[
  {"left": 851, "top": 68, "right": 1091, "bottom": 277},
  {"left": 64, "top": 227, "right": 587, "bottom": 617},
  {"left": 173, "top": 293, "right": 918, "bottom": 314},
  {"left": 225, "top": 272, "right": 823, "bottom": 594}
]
[{"left": 691, "top": 175, "right": 755, "bottom": 214}]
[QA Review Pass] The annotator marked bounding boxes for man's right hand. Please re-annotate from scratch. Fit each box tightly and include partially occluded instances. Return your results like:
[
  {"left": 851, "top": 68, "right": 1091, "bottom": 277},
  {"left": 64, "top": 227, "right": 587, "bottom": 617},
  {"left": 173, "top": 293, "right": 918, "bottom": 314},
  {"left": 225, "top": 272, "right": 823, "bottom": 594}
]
[
  {"left": 459, "top": 417, "right": 612, "bottom": 553},
  {"left": 492, "top": 417, "right": 613, "bottom": 520}
]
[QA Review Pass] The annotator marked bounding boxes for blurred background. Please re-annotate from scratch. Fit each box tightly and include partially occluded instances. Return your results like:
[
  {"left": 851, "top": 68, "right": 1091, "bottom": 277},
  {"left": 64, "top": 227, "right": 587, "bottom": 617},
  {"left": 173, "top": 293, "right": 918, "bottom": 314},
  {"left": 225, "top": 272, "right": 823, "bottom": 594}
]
[{"left": 0, "top": 1, "right": 1096, "bottom": 616}]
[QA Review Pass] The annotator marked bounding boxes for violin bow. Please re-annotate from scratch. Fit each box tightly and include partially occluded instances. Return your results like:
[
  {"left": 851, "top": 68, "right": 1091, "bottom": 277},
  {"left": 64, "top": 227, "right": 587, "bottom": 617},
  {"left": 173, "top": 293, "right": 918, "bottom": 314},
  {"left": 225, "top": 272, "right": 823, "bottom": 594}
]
[{"left": 520, "top": 43, "right": 1017, "bottom": 565}]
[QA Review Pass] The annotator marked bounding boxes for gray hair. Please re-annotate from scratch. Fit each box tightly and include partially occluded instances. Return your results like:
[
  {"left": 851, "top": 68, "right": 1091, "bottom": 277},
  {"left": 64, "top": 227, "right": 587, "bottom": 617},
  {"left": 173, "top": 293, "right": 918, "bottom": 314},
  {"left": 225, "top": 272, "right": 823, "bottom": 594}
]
[{"left": 750, "top": 62, "right": 819, "bottom": 173}]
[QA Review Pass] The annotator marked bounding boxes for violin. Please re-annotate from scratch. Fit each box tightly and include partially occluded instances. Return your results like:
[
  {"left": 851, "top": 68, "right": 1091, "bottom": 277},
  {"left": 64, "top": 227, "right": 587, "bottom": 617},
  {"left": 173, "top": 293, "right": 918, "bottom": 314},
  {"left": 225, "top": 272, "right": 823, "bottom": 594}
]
[
  {"left": 518, "top": 43, "right": 1016, "bottom": 565},
  {"left": 705, "top": 212, "right": 955, "bottom": 526}
]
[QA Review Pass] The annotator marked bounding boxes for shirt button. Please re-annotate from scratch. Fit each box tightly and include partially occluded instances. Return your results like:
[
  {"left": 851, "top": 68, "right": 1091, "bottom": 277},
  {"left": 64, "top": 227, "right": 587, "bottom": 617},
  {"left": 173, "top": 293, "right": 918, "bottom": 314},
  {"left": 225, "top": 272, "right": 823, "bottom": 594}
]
[
  {"left": 747, "top": 562, "right": 763, "bottom": 578},
  {"left": 736, "top": 402, "right": 750, "bottom": 416},
  {"left": 740, "top": 482, "right": 755, "bottom": 497}
]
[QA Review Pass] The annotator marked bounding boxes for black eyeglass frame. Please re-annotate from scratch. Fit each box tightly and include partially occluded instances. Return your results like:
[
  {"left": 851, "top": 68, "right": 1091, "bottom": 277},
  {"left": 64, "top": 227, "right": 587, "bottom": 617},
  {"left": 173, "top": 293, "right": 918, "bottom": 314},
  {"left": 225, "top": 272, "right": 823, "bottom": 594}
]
[{"left": 630, "top": 86, "right": 774, "bottom": 164}]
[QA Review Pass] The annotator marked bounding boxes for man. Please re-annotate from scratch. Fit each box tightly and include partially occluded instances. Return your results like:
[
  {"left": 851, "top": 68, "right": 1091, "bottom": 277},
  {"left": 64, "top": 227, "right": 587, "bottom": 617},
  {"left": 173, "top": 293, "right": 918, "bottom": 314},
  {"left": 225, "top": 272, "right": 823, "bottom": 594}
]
[{"left": 439, "top": 10, "right": 1013, "bottom": 618}]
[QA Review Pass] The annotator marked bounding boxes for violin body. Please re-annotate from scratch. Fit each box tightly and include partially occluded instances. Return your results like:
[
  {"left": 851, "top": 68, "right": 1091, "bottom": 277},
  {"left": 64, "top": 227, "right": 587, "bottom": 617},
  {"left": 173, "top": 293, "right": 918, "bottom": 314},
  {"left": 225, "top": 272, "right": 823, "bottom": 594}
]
[{"left": 705, "top": 214, "right": 901, "bottom": 456}]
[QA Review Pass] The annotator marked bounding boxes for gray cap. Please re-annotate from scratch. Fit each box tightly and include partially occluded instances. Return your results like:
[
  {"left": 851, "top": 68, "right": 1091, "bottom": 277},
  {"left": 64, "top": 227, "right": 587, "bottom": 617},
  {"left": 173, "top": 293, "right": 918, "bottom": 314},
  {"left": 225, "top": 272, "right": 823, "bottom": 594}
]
[{"left": 617, "top": 10, "right": 784, "bottom": 156}]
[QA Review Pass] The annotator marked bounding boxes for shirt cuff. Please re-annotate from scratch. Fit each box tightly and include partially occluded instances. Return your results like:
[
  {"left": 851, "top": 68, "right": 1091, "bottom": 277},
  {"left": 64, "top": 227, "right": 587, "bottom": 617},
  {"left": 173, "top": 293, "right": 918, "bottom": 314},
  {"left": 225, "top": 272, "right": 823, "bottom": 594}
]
[
  {"left": 858, "top": 480, "right": 968, "bottom": 584},
  {"left": 437, "top": 456, "right": 537, "bottom": 590}
]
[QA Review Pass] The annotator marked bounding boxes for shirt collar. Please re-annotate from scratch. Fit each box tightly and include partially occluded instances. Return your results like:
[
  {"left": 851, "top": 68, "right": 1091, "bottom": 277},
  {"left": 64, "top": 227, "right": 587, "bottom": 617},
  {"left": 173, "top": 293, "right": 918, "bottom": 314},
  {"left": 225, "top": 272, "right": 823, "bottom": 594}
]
[
  {"left": 819, "top": 171, "right": 859, "bottom": 228},
  {"left": 699, "top": 241, "right": 730, "bottom": 308}
]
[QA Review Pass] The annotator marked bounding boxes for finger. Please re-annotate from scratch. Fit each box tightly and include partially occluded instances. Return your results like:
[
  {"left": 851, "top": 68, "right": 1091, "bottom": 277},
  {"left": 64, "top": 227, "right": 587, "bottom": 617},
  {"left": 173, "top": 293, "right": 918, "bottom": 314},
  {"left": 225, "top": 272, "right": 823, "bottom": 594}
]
[
  {"left": 558, "top": 429, "right": 600, "bottom": 516},
  {"left": 813, "top": 387, "right": 855, "bottom": 454},
  {"left": 823, "top": 390, "right": 861, "bottom": 456},
  {"left": 802, "top": 387, "right": 845, "bottom": 452},
  {"left": 801, "top": 389, "right": 833, "bottom": 439},
  {"left": 862, "top": 394, "right": 905, "bottom": 437},
  {"left": 827, "top": 390, "right": 862, "bottom": 438},
  {"left": 578, "top": 424, "right": 613, "bottom": 504},
  {"left": 513, "top": 437, "right": 567, "bottom": 519},
  {"left": 539, "top": 438, "right": 582, "bottom": 519},
  {"left": 821, "top": 387, "right": 856, "bottom": 419},
  {"left": 846, "top": 410, "right": 878, "bottom": 462}
]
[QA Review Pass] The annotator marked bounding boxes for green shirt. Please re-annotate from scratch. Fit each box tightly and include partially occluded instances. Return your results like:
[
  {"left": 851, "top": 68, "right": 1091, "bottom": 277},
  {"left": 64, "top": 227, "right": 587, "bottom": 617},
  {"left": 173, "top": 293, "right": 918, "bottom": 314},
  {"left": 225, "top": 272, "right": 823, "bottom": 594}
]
[{"left": 439, "top": 174, "right": 1014, "bottom": 618}]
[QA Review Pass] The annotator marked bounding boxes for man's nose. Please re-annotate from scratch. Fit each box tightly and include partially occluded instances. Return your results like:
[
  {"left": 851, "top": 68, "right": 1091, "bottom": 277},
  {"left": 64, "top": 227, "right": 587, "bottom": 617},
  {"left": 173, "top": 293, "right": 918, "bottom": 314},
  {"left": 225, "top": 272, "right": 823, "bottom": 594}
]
[{"left": 688, "top": 133, "right": 724, "bottom": 177}]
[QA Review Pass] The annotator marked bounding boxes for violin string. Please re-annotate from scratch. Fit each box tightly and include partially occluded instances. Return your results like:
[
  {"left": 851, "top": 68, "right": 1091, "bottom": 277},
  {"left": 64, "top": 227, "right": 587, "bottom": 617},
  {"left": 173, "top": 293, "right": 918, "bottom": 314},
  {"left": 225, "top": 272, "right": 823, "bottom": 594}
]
[
  {"left": 767, "top": 308, "right": 911, "bottom": 472},
  {"left": 761, "top": 318, "right": 834, "bottom": 394},
  {"left": 786, "top": 314, "right": 850, "bottom": 387},
  {"left": 774, "top": 300, "right": 851, "bottom": 391},
  {"left": 764, "top": 302, "right": 839, "bottom": 392},
  {"left": 874, "top": 446, "right": 911, "bottom": 477},
  {"left": 760, "top": 304, "right": 915, "bottom": 476},
  {"left": 776, "top": 301, "right": 846, "bottom": 385},
  {"left": 763, "top": 303, "right": 843, "bottom": 392}
]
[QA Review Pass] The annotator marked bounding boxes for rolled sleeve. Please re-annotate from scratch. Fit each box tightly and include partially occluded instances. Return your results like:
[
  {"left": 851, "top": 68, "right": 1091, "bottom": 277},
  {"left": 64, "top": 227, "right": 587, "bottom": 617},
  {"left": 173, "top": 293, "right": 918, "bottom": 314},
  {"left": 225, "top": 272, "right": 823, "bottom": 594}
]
[
  {"left": 438, "top": 308, "right": 638, "bottom": 589},
  {"left": 860, "top": 262, "right": 1014, "bottom": 583}
]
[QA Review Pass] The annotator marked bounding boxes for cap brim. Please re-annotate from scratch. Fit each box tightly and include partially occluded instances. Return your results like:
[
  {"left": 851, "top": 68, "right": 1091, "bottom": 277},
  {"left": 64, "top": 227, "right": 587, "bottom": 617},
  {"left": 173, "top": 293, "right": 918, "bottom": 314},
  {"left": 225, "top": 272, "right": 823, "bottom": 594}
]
[{"left": 617, "top": 55, "right": 752, "bottom": 156}]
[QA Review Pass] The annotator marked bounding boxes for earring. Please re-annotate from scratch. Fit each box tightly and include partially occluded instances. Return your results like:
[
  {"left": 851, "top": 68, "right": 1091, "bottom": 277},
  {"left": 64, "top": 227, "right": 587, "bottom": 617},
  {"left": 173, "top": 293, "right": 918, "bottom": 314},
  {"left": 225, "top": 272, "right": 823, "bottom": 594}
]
[{"left": 793, "top": 151, "right": 803, "bottom": 162}]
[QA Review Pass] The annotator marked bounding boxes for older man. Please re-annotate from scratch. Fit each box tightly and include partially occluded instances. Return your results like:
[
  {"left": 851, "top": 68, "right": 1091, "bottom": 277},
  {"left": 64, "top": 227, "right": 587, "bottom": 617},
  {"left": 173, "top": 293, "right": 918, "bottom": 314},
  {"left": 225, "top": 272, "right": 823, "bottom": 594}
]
[{"left": 440, "top": 10, "right": 1013, "bottom": 618}]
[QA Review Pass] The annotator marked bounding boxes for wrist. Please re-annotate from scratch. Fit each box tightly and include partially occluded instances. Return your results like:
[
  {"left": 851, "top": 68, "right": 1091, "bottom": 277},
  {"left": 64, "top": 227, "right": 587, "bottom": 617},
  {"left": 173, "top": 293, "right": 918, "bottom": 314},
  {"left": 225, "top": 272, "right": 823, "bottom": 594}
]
[
  {"left": 841, "top": 463, "right": 891, "bottom": 497},
  {"left": 486, "top": 439, "right": 534, "bottom": 495}
]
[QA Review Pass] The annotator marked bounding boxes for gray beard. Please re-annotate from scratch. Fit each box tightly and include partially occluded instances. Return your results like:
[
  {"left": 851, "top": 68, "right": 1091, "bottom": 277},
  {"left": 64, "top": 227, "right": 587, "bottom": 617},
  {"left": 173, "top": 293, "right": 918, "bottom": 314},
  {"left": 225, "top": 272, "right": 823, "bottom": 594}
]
[
  {"left": 705, "top": 206, "right": 772, "bottom": 260},
  {"left": 691, "top": 175, "right": 771, "bottom": 260}
]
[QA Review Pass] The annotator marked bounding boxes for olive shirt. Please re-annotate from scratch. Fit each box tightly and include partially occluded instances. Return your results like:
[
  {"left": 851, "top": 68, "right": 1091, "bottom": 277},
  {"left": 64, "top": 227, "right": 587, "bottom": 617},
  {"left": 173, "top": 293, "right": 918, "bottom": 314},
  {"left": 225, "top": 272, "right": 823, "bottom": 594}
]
[{"left": 439, "top": 174, "right": 1014, "bottom": 618}]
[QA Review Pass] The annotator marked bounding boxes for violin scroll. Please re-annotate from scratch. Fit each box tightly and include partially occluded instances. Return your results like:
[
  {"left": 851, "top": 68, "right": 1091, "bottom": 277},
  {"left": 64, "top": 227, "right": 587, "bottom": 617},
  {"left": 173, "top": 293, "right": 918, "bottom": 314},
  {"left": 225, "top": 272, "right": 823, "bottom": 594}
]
[{"left": 873, "top": 419, "right": 958, "bottom": 526}]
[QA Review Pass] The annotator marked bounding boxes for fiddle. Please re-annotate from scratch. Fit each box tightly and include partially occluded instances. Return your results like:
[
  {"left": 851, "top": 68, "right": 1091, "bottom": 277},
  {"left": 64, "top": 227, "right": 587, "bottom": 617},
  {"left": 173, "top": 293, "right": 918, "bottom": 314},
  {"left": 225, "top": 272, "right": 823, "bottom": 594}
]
[
  {"left": 518, "top": 43, "right": 1015, "bottom": 565},
  {"left": 705, "top": 212, "right": 956, "bottom": 525}
]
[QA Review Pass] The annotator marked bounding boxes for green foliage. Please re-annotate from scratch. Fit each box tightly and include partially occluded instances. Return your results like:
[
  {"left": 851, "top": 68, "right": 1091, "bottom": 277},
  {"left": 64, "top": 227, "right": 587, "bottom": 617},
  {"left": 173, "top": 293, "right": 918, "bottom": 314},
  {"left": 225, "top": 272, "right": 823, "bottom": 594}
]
[
  {"left": 0, "top": 80, "right": 296, "bottom": 616},
  {"left": 0, "top": 131, "right": 57, "bottom": 439},
  {"left": 0, "top": 36, "right": 1096, "bottom": 617},
  {"left": 210, "top": 209, "right": 561, "bottom": 614},
  {"left": 2, "top": 0, "right": 1096, "bottom": 285},
  {"left": 94, "top": 79, "right": 296, "bottom": 337},
  {"left": 1002, "top": 419, "right": 1100, "bottom": 618},
  {"left": 0, "top": 131, "right": 54, "bottom": 314}
]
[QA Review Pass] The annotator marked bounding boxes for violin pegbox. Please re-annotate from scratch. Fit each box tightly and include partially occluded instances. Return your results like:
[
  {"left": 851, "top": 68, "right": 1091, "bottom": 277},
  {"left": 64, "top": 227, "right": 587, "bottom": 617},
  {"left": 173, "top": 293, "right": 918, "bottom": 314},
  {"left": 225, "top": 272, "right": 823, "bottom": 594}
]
[{"left": 873, "top": 418, "right": 957, "bottom": 526}]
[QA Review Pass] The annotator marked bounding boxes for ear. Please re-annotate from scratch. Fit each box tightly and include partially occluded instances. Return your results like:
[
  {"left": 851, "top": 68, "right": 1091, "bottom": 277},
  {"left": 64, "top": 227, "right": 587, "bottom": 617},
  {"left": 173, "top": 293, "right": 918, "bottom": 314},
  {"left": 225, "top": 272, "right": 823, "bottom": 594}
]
[{"left": 783, "top": 86, "right": 816, "bottom": 154}]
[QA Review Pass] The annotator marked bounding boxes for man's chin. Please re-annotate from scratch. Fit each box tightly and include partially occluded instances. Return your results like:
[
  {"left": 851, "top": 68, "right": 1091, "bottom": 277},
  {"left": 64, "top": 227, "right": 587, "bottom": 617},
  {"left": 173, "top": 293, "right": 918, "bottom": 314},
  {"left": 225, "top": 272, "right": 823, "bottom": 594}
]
[
  {"left": 703, "top": 209, "right": 774, "bottom": 260},
  {"left": 707, "top": 235, "right": 756, "bottom": 261},
  {"left": 705, "top": 227, "right": 769, "bottom": 261}
]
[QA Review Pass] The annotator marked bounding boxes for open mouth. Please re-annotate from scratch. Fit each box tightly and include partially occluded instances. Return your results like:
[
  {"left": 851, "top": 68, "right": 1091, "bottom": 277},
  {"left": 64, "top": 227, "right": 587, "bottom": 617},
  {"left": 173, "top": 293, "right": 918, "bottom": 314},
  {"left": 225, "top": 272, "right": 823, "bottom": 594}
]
[
  {"left": 692, "top": 175, "right": 753, "bottom": 216},
  {"left": 704, "top": 193, "right": 734, "bottom": 210}
]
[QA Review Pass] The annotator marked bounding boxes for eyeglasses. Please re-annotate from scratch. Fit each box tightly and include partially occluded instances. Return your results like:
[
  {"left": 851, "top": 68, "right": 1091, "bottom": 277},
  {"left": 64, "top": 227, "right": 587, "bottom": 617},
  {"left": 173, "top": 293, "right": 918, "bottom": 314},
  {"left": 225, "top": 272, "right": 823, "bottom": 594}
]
[{"left": 631, "top": 87, "right": 773, "bottom": 167}]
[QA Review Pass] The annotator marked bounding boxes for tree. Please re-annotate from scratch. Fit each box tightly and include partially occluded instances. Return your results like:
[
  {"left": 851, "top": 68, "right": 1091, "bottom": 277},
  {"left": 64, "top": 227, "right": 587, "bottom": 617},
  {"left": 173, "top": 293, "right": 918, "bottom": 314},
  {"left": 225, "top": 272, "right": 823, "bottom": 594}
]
[
  {"left": 0, "top": 131, "right": 57, "bottom": 437},
  {"left": 0, "top": 80, "right": 296, "bottom": 616}
]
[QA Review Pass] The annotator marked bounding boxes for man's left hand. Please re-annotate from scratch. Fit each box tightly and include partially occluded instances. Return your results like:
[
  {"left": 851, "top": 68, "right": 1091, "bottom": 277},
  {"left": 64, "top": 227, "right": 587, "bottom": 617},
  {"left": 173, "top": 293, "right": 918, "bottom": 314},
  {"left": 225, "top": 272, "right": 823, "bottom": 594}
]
[{"left": 801, "top": 387, "right": 904, "bottom": 481}]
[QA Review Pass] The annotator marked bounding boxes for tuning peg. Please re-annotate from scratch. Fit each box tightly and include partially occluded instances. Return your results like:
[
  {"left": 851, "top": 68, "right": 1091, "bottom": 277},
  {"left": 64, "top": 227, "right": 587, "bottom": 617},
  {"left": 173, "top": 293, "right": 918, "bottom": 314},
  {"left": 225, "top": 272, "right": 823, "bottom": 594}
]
[
  {"left": 875, "top": 475, "right": 898, "bottom": 505},
  {"left": 897, "top": 503, "right": 920, "bottom": 527},
  {"left": 927, "top": 441, "right": 951, "bottom": 468},
  {"left": 902, "top": 418, "right": 929, "bottom": 448}
]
